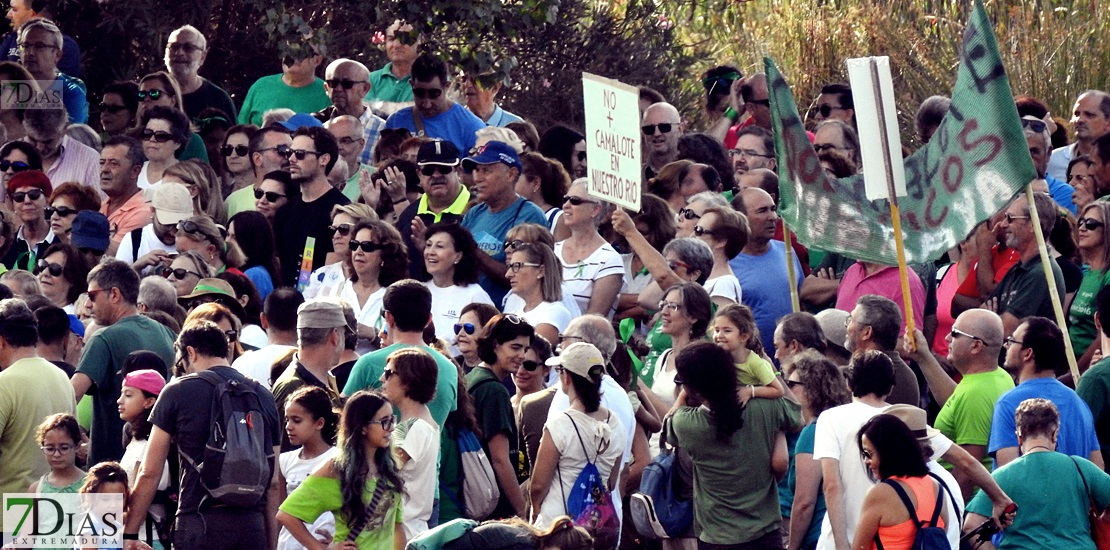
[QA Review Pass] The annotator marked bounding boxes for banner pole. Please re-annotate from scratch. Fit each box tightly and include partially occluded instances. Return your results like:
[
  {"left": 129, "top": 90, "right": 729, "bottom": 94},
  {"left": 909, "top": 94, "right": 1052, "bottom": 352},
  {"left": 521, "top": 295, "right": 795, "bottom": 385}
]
[
  {"left": 1024, "top": 185, "right": 1079, "bottom": 380},
  {"left": 783, "top": 226, "right": 800, "bottom": 313}
]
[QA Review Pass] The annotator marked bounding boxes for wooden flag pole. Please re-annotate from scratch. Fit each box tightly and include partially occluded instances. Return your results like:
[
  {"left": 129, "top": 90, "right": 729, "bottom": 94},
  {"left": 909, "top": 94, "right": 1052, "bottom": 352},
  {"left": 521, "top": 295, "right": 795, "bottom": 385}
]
[
  {"left": 1024, "top": 185, "right": 1079, "bottom": 380},
  {"left": 783, "top": 226, "right": 800, "bottom": 313}
]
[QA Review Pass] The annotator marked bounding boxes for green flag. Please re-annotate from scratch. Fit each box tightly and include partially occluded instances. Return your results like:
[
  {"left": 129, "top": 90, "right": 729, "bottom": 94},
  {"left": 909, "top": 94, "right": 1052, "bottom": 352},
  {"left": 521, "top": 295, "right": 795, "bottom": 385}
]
[{"left": 770, "top": 0, "right": 1035, "bottom": 265}]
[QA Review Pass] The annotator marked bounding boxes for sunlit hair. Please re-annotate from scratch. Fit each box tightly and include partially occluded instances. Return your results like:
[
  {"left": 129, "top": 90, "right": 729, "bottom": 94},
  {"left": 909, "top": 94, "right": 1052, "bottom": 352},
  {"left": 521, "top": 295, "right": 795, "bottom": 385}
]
[{"left": 335, "top": 391, "right": 404, "bottom": 522}]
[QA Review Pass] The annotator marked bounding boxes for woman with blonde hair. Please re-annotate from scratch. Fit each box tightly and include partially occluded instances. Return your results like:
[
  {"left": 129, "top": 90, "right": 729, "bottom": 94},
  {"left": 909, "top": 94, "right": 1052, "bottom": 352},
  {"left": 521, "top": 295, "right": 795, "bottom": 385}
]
[
  {"left": 504, "top": 242, "right": 570, "bottom": 345},
  {"left": 174, "top": 215, "right": 245, "bottom": 276},
  {"left": 164, "top": 160, "right": 228, "bottom": 225}
]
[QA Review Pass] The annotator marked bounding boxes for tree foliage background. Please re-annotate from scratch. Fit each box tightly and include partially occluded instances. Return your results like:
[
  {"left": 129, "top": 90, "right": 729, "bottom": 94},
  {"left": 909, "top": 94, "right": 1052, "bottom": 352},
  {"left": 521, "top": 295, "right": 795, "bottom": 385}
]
[{"left": 27, "top": 0, "right": 1110, "bottom": 141}]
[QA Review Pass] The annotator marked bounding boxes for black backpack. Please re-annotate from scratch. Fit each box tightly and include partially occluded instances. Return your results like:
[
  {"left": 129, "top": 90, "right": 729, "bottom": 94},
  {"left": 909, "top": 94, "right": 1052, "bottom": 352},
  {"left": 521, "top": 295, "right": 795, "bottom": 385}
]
[{"left": 179, "top": 369, "right": 273, "bottom": 508}]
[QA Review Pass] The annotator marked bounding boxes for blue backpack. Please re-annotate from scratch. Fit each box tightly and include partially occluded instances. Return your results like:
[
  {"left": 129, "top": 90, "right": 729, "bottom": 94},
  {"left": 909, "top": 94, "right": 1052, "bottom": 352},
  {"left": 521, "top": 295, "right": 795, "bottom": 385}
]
[
  {"left": 874, "top": 476, "right": 948, "bottom": 550},
  {"left": 633, "top": 423, "right": 693, "bottom": 538},
  {"left": 559, "top": 412, "right": 620, "bottom": 548}
]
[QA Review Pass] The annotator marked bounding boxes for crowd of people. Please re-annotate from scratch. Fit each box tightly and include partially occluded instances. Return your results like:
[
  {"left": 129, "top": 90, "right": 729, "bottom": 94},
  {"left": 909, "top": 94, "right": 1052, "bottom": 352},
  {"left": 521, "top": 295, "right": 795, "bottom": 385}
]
[{"left": 5, "top": 7, "right": 1110, "bottom": 550}]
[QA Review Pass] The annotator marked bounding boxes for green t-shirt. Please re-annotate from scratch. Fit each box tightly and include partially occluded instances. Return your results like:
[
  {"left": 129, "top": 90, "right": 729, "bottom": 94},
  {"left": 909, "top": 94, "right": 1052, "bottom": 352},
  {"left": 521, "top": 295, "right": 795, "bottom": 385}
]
[
  {"left": 342, "top": 343, "right": 458, "bottom": 428},
  {"left": 225, "top": 184, "right": 257, "bottom": 218},
  {"left": 178, "top": 132, "right": 209, "bottom": 163},
  {"left": 76, "top": 314, "right": 174, "bottom": 465},
  {"left": 238, "top": 74, "right": 331, "bottom": 126},
  {"left": 640, "top": 317, "right": 672, "bottom": 388},
  {"left": 736, "top": 352, "right": 776, "bottom": 386},
  {"left": 280, "top": 474, "right": 402, "bottom": 549},
  {"left": 967, "top": 452, "right": 1110, "bottom": 549},
  {"left": 934, "top": 367, "right": 1014, "bottom": 469},
  {"left": 366, "top": 63, "right": 413, "bottom": 103},
  {"left": 1068, "top": 267, "right": 1110, "bottom": 355},
  {"left": 1077, "top": 357, "right": 1110, "bottom": 466},
  {"left": 667, "top": 398, "right": 802, "bottom": 545}
]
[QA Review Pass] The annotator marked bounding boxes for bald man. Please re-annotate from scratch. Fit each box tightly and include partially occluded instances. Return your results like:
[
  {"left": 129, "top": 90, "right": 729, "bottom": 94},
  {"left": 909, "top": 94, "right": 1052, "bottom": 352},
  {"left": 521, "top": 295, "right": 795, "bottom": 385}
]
[
  {"left": 165, "top": 25, "right": 237, "bottom": 120},
  {"left": 641, "top": 102, "right": 683, "bottom": 180},
  {"left": 314, "top": 58, "right": 385, "bottom": 166},
  {"left": 904, "top": 308, "right": 1014, "bottom": 498}
]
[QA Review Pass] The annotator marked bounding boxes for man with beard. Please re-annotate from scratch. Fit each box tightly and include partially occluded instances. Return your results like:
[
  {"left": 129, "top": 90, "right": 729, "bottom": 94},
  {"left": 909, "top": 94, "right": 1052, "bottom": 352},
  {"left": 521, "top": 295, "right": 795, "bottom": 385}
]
[
  {"left": 273, "top": 126, "right": 349, "bottom": 286},
  {"left": 313, "top": 58, "right": 385, "bottom": 166},
  {"left": 116, "top": 181, "right": 191, "bottom": 273},
  {"left": 396, "top": 140, "right": 470, "bottom": 276},
  {"left": 164, "top": 25, "right": 237, "bottom": 121},
  {"left": 224, "top": 125, "right": 292, "bottom": 216}
]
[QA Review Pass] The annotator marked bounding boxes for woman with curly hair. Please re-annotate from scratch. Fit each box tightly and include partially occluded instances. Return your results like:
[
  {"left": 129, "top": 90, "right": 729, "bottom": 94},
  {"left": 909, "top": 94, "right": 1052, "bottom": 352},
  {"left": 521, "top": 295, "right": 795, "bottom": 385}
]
[
  {"left": 419, "top": 223, "right": 494, "bottom": 347},
  {"left": 278, "top": 390, "right": 405, "bottom": 549},
  {"left": 785, "top": 352, "right": 851, "bottom": 550},
  {"left": 319, "top": 220, "right": 409, "bottom": 352},
  {"left": 46, "top": 182, "right": 101, "bottom": 245}
]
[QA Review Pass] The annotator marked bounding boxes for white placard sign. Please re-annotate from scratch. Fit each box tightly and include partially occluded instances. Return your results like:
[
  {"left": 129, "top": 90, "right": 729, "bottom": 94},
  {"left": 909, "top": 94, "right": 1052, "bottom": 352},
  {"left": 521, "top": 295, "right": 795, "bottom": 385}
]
[
  {"left": 846, "top": 56, "right": 906, "bottom": 201},
  {"left": 582, "top": 72, "right": 642, "bottom": 211}
]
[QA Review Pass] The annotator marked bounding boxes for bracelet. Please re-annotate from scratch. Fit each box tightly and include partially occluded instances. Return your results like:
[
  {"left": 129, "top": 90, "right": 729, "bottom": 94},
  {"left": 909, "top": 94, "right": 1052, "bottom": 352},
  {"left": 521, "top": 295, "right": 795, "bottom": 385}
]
[
  {"left": 392, "top": 197, "right": 408, "bottom": 205},
  {"left": 724, "top": 106, "right": 740, "bottom": 122},
  {"left": 122, "top": 533, "right": 139, "bottom": 540}
]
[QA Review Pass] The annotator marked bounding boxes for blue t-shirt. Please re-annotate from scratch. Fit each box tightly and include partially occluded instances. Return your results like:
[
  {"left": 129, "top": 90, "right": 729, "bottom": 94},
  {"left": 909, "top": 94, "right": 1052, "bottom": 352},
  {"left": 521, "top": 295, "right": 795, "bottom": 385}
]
[
  {"left": 787, "top": 422, "right": 825, "bottom": 549},
  {"left": 56, "top": 73, "right": 87, "bottom": 124},
  {"left": 1046, "top": 174, "right": 1076, "bottom": 214},
  {"left": 384, "top": 103, "right": 485, "bottom": 154},
  {"left": 244, "top": 265, "right": 274, "bottom": 301},
  {"left": 485, "top": 105, "right": 523, "bottom": 127},
  {"left": 729, "top": 241, "right": 804, "bottom": 360},
  {"left": 461, "top": 197, "right": 546, "bottom": 305},
  {"left": 988, "top": 377, "right": 1100, "bottom": 467}
]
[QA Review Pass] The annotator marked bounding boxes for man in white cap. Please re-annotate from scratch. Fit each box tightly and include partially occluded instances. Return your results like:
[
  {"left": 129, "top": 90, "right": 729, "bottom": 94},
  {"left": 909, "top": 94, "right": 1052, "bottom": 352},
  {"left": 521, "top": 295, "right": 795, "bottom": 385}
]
[{"left": 115, "top": 181, "right": 191, "bottom": 270}]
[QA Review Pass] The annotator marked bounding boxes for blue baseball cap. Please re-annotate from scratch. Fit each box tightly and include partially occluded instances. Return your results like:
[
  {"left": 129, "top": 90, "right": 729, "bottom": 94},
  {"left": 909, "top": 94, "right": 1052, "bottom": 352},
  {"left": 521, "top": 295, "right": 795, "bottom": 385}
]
[
  {"left": 278, "top": 113, "right": 325, "bottom": 132},
  {"left": 71, "top": 211, "right": 110, "bottom": 253},
  {"left": 462, "top": 141, "right": 521, "bottom": 173}
]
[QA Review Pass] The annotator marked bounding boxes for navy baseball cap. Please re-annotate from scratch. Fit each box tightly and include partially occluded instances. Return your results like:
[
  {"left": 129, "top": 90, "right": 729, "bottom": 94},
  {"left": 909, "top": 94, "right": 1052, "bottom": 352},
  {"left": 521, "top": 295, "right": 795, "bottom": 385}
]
[
  {"left": 71, "top": 211, "right": 110, "bottom": 253},
  {"left": 462, "top": 141, "right": 521, "bottom": 172}
]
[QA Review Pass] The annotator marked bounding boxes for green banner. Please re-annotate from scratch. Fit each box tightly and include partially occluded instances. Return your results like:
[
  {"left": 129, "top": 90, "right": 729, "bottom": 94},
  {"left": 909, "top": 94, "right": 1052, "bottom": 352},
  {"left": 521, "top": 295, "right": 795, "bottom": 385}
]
[{"left": 770, "top": 0, "right": 1035, "bottom": 265}]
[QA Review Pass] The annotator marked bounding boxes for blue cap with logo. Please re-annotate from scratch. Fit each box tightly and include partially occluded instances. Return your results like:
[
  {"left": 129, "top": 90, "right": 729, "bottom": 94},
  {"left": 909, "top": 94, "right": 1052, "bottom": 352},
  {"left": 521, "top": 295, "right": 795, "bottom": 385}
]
[{"left": 462, "top": 141, "right": 521, "bottom": 172}]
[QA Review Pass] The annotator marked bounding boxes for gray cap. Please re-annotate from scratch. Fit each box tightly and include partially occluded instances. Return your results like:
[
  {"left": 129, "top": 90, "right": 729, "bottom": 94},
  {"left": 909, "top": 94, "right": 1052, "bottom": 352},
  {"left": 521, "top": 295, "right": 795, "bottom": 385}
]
[{"left": 297, "top": 300, "right": 347, "bottom": 329}]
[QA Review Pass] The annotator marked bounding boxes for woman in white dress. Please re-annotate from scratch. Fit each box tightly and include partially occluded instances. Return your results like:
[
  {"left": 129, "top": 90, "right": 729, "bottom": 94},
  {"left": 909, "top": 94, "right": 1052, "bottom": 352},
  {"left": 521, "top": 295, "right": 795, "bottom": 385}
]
[
  {"left": 692, "top": 206, "right": 745, "bottom": 308},
  {"left": 419, "top": 223, "right": 493, "bottom": 348},
  {"left": 555, "top": 179, "right": 623, "bottom": 317},
  {"left": 319, "top": 220, "right": 409, "bottom": 353},
  {"left": 504, "top": 242, "right": 571, "bottom": 345},
  {"left": 303, "top": 203, "right": 376, "bottom": 299}
]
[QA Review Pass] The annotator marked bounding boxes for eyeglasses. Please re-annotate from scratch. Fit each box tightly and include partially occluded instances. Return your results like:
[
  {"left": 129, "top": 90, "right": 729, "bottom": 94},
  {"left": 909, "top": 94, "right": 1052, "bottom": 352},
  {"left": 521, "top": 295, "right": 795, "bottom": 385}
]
[
  {"left": 137, "top": 89, "right": 168, "bottom": 101},
  {"left": 693, "top": 225, "right": 716, "bottom": 237},
  {"left": 98, "top": 102, "right": 129, "bottom": 114},
  {"left": 729, "top": 149, "right": 774, "bottom": 160},
  {"left": 861, "top": 449, "right": 874, "bottom": 460},
  {"left": 329, "top": 223, "right": 353, "bottom": 236},
  {"left": 813, "top": 143, "right": 843, "bottom": 153},
  {"left": 162, "top": 267, "right": 202, "bottom": 280},
  {"left": 254, "top": 188, "right": 286, "bottom": 202},
  {"left": 563, "top": 195, "right": 597, "bottom": 206},
  {"left": 337, "top": 136, "right": 363, "bottom": 146},
  {"left": 844, "top": 313, "right": 854, "bottom": 328},
  {"left": 412, "top": 87, "right": 443, "bottom": 99},
  {"left": 1021, "top": 118, "right": 1047, "bottom": 134},
  {"left": 658, "top": 301, "right": 682, "bottom": 312},
  {"left": 1078, "top": 217, "right": 1105, "bottom": 231},
  {"left": 1003, "top": 335, "right": 1024, "bottom": 348},
  {"left": 41, "top": 444, "right": 75, "bottom": 455},
  {"left": 642, "top": 123, "right": 674, "bottom": 136},
  {"left": 11, "top": 189, "right": 43, "bottom": 202},
  {"left": 817, "top": 104, "right": 846, "bottom": 118},
  {"left": 168, "top": 42, "right": 203, "bottom": 54},
  {"left": 786, "top": 380, "right": 804, "bottom": 389},
  {"left": 45, "top": 205, "right": 78, "bottom": 218},
  {"left": 504, "top": 239, "right": 525, "bottom": 252},
  {"left": 672, "top": 375, "right": 684, "bottom": 385},
  {"left": 503, "top": 314, "right": 524, "bottom": 325},
  {"left": 35, "top": 260, "right": 63, "bottom": 276},
  {"left": 381, "top": 368, "right": 397, "bottom": 380},
  {"left": 677, "top": 207, "right": 701, "bottom": 220},
  {"left": 287, "top": 149, "right": 320, "bottom": 160},
  {"left": 18, "top": 42, "right": 57, "bottom": 52},
  {"left": 0, "top": 160, "right": 31, "bottom": 173},
  {"left": 349, "top": 239, "right": 383, "bottom": 253},
  {"left": 559, "top": 333, "right": 585, "bottom": 344},
  {"left": 368, "top": 415, "right": 396, "bottom": 431},
  {"left": 950, "top": 327, "right": 986, "bottom": 344},
  {"left": 141, "top": 129, "right": 175, "bottom": 143},
  {"left": 507, "top": 261, "right": 541, "bottom": 273},
  {"left": 667, "top": 259, "right": 690, "bottom": 272},
  {"left": 1004, "top": 213, "right": 1030, "bottom": 224},
  {"left": 521, "top": 360, "right": 539, "bottom": 371},
  {"left": 454, "top": 323, "right": 476, "bottom": 335},
  {"left": 222, "top": 144, "right": 249, "bottom": 157},
  {"left": 326, "top": 78, "right": 363, "bottom": 90},
  {"left": 420, "top": 165, "right": 453, "bottom": 176}
]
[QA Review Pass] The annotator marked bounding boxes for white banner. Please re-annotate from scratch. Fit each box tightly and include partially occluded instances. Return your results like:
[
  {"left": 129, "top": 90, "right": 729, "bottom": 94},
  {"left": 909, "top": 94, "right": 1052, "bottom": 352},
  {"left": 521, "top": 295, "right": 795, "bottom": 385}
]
[{"left": 582, "top": 72, "right": 642, "bottom": 211}]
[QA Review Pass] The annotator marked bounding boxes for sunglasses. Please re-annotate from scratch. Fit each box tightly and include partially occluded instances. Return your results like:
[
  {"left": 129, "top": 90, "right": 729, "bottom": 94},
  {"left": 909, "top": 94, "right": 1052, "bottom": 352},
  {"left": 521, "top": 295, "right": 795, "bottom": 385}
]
[
  {"left": 576, "top": 151, "right": 587, "bottom": 162},
  {"left": 816, "top": 104, "right": 846, "bottom": 118},
  {"left": 693, "top": 225, "right": 716, "bottom": 237},
  {"left": 504, "top": 239, "right": 525, "bottom": 252},
  {"left": 141, "top": 129, "right": 175, "bottom": 143},
  {"left": 326, "top": 78, "right": 362, "bottom": 90},
  {"left": 35, "top": 260, "right": 63, "bottom": 276},
  {"left": 0, "top": 160, "right": 30, "bottom": 173},
  {"left": 521, "top": 360, "right": 539, "bottom": 371},
  {"left": 453, "top": 323, "right": 476, "bottom": 337},
  {"left": 563, "top": 195, "right": 597, "bottom": 206},
  {"left": 507, "top": 261, "right": 541, "bottom": 273},
  {"left": 225, "top": 330, "right": 238, "bottom": 342},
  {"left": 260, "top": 145, "right": 292, "bottom": 157},
  {"left": 1079, "top": 217, "right": 1106, "bottom": 231},
  {"left": 254, "top": 188, "right": 286, "bottom": 202},
  {"left": 11, "top": 189, "right": 43, "bottom": 202},
  {"left": 286, "top": 149, "right": 320, "bottom": 160},
  {"left": 222, "top": 144, "right": 249, "bottom": 157},
  {"left": 45, "top": 205, "right": 77, "bottom": 218},
  {"left": 412, "top": 87, "right": 444, "bottom": 99},
  {"left": 368, "top": 415, "right": 396, "bottom": 431},
  {"left": 137, "top": 89, "right": 167, "bottom": 101},
  {"left": 785, "top": 380, "right": 804, "bottom": 389},
  {"left": 99, "top": 103, "right": 128, "bottom": 114},
  {"left": 677, "top": 207, "right": 701, "bottom": 220},
  {"left": 642, "top": 123, "right": 674, "bottom": 136},
  {"left": 420, "top": 165, "right": 453, "bottom": 176},
  {"left": 1021, "top": 118, "right": 1047, "bottom": 134},
  {"left": 329, "top": 223, "right": 353, "bottom": 236},
  {"left": 949, "top": 327, "right": 986, "bottom": 344},
  {"left": 349, "top": 239, "right": 383, "bottom": 253},
  {"left": 162, "top": 266, "right": 202, "bottom": 280}
]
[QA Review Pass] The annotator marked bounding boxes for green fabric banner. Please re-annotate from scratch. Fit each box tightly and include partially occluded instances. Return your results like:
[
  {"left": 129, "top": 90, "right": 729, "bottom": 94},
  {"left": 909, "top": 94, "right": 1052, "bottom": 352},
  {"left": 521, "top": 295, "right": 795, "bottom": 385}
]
[{"left": 769, "top": 0, "right": 1035, "bottom": 265}]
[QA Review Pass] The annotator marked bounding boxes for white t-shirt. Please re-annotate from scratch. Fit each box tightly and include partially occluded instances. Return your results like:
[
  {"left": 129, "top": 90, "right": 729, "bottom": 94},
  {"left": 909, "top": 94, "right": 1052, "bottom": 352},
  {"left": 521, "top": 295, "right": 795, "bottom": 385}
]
[
  {"left": 504, "top": 299, "right": 573, "bottom": 336},
  {"left": 137, "top": 163, "right": 159, "bottom": 190},
  {"left": 302, "top": 263, "right": 345, "bottom": 300},
  {"left": 647, "top": 349, "right": 678, "bottom": 457},
  {"left": 231, "top": 344, "right": 296, "bottom": 389},
  {"left": 812, "top": 401, "right": 890, "bottom": 550},
  {"left": 319, "top": 282, "right": 386, "bottom": 354},
  {"left": 534, "top": 408, "right": 627, "bottom": 529},
  {"left": 396, "top": 416, "right": 441, "bottom": 540},
  {"left": 425, "top": 281, "right": 493, "bottom": 354},
  {"left": 241, "top": 324, "right": 267, "bottom": 350},
  {"left": 704, "top": 274, "right": 742, "bottom": 304},
  {"left": 503, "top": 286, "right": 582, "bottom": 320},
  {"left": 114, "top": 224, "right": 175, "bottom": 267},
  {"left": 554, "top": 240, "right": 624, "bottom": 316},
  {"left": 278, "top": 447, "right": 338, "bottom": 550}
]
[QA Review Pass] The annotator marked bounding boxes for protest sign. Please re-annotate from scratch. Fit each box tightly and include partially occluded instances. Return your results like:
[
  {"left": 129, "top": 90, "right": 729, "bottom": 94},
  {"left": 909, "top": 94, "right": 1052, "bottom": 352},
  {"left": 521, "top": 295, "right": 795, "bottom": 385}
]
[{"left": 582, "top": 72, "right": 642, "bottom": 211}]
